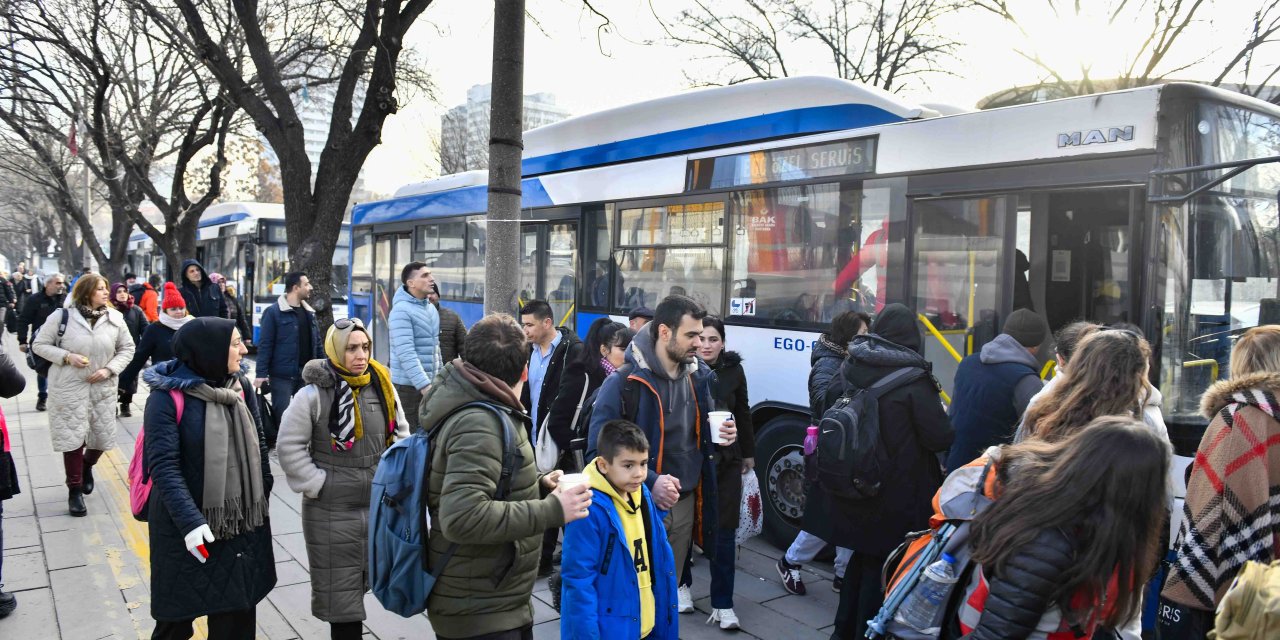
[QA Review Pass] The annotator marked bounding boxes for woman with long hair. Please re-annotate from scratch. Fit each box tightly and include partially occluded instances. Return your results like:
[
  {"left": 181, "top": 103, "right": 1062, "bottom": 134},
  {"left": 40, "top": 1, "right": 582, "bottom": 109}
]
[
  {"left": 32, "top": 273, "right": 135, "bottom": 516},
  {"left": 961, "top": 417, "right": 1170, "bottom": 639},
  {"left": 1021, "top": 329, "right": 1163, "bottom": 443},
  {"left": 1162, "top": 326, "right": 1280, "bottom": 624},
  {"left": 543, "top": 316, "right": 635, "bottom": 468},
  {"left": 143, "top": 318, "right": 274, "bottom": 639},
  {"left": 277, "top": 318, "right": 409, "bottom": 639},
  {"left": 112, "top": 282, "right": 147, "bottom": 417}
]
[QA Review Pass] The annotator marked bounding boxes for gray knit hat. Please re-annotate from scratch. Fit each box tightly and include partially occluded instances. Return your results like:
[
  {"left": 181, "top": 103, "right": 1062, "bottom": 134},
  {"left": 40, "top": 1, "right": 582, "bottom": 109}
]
[{"left": 1003, "top": 309, "right": 1049, "bottom": 347}]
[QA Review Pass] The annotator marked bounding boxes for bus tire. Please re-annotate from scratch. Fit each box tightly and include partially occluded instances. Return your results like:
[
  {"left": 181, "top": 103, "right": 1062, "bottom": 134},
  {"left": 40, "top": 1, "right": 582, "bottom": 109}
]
[{"left": 754, "top": 413, "right": 810, "bottom": 550}]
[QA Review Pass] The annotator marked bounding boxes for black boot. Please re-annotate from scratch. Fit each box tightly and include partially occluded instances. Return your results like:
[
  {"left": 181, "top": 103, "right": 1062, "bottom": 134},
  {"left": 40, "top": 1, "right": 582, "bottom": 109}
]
[
  {"left": 0, "top": 587, "right": 16, "bottom": 619},
  {"left": 81, "top": 462, "right": 95, "bottom": 495},
  {"left": 36, "top": 397, "right": 46, "bottom": 411},
  {"left": 119, "top": 402, "right": 131, "bottom": 418},
  {"left": 68, "top": 488, "right": 87, "bottom": 516}
]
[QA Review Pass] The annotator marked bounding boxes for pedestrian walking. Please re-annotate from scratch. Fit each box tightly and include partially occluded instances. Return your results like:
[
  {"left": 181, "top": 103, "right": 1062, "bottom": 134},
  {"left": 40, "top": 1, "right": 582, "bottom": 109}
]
[
  {"left": 0, "top": 271, "right": 16, "bottom": 333},
  {"left": 1161, "top": 326, "right": 1280, "bottom": 633},
  {"left": 10, "top": 266, "right": 30, "bottom": 315},
  {"left": 210, "top": 273, "right": 252, "bottom": 347},
  {"left": 944, "top": 308, "right": 1048, "bottom": 473},
  {"left": 142, "top": 317, "right": 275, "bottom": 640},
  {"left": 255, "top": 271, "right": 322, "bottom": 445},
  {"left": 588, "top": 294, "right": 737, "bottom": 617},
  {"left": 277, "top": 317, "right": 410, "bottom": 639},
  {"left": 778, "top": 311, "right": 867, "bottom": 596},
  {"left": 959, "top": 417, "right": 1169, "bottom": 639},
  {"left": 176, "top": 259, "right": 228, "bottom": 319},
  {"left": 112, "top": 282, "right": 148, "bottom": 417},
  {"left": 826, "top": 303, "right": 953, "bottom": 639},
  {"left": 17, "top": 272, "right": 66, "bottom": 412},
  {"left": 545, "top": 317, "right": 634, "bottom": 467},
  {"left": 561, "top": 419, "right": 678, "bottom": 640},
  {"left": 387, "top": 262, "right": 440, "bottom": 431},
  {"left": 428, "top": 283, "right": 467, "bottom": 363},
  {"left": 31, "top": 273, "right": 136, "bottom": 517},
  {"left": 126, "top": 272, "right": 146, "bottom": 305},
  {"left": 137, "top": 274, "right": 161, "bottom": 322},
  {"left": 121, "top": 284, "right": 192, "bottom": 410},
  {"left": 679, "top": 315, "right": 754, "bottom": 630},
  {"left": 0, "top": 339, "right": 27, "bottom": 619},
  {"left": 422, "top": 313, "right": 592, "bottom": 640}
]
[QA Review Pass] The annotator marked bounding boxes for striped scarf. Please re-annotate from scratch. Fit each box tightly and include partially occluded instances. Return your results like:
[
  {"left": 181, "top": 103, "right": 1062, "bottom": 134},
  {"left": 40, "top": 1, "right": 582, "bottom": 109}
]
[{"left": 328, "top": 359, "right": 397, "bottom": 451}]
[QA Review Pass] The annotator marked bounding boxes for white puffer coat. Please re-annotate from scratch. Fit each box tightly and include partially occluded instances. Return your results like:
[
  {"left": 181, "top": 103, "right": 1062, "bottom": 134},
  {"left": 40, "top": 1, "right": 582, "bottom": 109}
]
[{"left": 32, "top": 307, "right": 136, "bottom": 452}]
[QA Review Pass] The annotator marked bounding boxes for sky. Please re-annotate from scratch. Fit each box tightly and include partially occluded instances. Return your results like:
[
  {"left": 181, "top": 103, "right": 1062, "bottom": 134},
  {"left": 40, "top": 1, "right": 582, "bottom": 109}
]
[{"left": 360, "top": 0, "right": 1279, "bottom": 196}]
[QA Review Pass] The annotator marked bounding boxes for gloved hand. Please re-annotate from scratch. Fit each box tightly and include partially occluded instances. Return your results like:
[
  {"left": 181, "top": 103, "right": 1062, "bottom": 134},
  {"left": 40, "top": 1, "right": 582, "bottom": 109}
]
[{"left": 184, "top": 524, "right": 215, "bottom": 563}]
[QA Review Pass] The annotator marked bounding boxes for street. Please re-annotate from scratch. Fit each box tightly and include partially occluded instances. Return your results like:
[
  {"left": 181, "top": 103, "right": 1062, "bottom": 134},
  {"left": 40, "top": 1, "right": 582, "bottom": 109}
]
[{"left": 0, "top": 338, "right": 842, "bottom": 640}]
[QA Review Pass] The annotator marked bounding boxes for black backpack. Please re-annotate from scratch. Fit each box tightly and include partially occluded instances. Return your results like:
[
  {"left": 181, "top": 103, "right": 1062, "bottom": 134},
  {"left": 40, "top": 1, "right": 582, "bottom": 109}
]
[
  {"left": 568, "top": 366, "right": 641, "bottom": 470},
  {"left": 816, "top": 366, "right": 925, "bottom": 500},
  {"left": 27, "top": 308, "right": 69, "bottom": 376}
]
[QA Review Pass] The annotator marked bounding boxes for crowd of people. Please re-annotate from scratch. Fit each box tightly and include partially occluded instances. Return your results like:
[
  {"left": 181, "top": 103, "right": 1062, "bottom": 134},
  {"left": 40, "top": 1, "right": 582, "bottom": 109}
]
[{"left": 0, "top": 258, "right": 1278, "bottom": 640}]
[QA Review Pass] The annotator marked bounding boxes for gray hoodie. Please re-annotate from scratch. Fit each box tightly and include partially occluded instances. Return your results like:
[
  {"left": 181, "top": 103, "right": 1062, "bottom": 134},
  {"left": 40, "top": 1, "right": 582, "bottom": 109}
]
[
  {"left": 629, "top": 325, "right": 702, "bottom": 491},
  {"left": 979, "top": 333, "right": 1044, "bottom": 416}
]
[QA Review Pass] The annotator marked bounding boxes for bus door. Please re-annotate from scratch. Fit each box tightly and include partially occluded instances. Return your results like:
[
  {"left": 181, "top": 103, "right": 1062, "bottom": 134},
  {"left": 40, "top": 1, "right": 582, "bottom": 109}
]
[
  {"left": 1039, "top": 189, "right": 1140, "bottom": 330},
  {"left": 520, "top": 221, "right": 579, "bottom": 331},
  {"left": 370, "top": 232, "right": 412, "bottom": 363}
]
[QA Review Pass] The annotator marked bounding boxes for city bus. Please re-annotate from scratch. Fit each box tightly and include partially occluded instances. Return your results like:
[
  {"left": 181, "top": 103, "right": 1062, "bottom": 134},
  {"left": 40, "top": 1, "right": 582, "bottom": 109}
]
[
  {"left": 125, "top": 201, "right": 350, "bottom": 343},
  {"left": 350, "top": 77, "right": 1280, "bottom": 549}
]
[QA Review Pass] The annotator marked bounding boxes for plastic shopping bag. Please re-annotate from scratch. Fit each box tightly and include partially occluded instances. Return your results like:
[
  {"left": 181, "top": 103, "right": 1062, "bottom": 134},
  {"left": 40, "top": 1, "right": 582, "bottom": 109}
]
[{"left": 736, "top": 470, "right": 764, "bottom": 545}]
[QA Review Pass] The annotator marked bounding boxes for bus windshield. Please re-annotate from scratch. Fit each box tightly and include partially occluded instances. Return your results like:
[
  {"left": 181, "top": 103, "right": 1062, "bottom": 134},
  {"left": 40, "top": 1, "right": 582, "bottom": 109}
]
[{"left": 1161, "top": 101, "right": 1280, "bottom": 420}]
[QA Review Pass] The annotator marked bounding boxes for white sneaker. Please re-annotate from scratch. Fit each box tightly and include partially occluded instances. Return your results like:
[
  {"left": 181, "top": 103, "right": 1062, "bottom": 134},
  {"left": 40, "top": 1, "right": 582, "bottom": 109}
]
[
  {"left": 677, "top": 585, "right": 695, "bottom": 613},
  {"left": 707, "top": 608, "right": 741, "bottom": 630}
]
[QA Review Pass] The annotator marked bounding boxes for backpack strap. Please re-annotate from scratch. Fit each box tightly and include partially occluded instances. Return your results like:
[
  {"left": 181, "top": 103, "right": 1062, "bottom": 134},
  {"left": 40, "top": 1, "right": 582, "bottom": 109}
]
[
  {"left": 567, "top": 372, "right": 590, "bottom": 438},
  {"left": 863, "top": 366, "right": 926, "bottom": 399},
  {"left": 616, "top": 363, "right": 642, "bottom": 420},
  {"left": 56, "top": 308, "right": 68, "bottom": 340}
]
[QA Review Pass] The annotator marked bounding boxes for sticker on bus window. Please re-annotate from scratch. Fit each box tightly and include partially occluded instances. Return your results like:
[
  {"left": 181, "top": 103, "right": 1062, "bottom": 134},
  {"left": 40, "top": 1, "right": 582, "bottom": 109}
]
[
  {"left": 1052, "top": 250, "right": 1072, "bottom": 282},
  {"left": 730, "top": 297, "right": 756, "bottom": 316}
]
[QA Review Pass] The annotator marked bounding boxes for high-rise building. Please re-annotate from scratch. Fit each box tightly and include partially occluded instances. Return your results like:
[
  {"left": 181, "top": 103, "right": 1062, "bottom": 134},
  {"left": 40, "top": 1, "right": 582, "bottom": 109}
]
[{"left": 439, "top": 84, "right": 572, "bottom": 173}]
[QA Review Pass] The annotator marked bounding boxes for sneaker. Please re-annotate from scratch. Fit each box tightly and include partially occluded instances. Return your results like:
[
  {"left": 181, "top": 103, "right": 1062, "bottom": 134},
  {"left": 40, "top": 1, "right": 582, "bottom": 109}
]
[
  {"left": 832, "top": 576, "right": 844, "bottom": 593},
  {"left": 677, "top": 585, "right": 695, "bottom": 613},
  {"left": 0, "top": 588, "right": 15, "bottom": 619},
  {"left": 707, "top": 608, "right": 740, "bottom": 631},
  {"left": 777, "top": 557, "right": 806, "bottom": 595},
  {"left": 36, "top": 397, "right": 46, "bottom": 412}
]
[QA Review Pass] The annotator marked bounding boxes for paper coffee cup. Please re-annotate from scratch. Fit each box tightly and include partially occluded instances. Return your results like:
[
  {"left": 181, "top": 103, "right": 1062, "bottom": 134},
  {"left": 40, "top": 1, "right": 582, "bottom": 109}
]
[
  {"left": 708, "top": 411, "right": 733, "bottom": 444},
  {"left": 559, "top": 473, "right": 588, "bottom": 492}
]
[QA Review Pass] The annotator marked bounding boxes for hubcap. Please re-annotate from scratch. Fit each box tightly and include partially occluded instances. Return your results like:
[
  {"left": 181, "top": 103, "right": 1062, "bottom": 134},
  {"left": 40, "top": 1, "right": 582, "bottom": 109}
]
[{"left": 766, "top": 445, "right": 806, "bottom": 525}]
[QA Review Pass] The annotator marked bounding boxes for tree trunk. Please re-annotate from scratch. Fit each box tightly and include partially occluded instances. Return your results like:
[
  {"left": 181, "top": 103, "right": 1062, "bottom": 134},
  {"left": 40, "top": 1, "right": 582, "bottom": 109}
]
[{"left": 484, "top": 0, "right": 525, "bottom": 316}]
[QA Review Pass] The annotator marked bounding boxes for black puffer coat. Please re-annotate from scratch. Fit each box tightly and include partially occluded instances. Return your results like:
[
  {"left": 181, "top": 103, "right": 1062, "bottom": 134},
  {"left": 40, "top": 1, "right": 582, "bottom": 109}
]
[
  {"left": 143, "top": 359, "right": 275, "bottom": 621},
  {"left": 825, "top": 305, "right": 954, "bottom": 556},
  {"left": 709, "top": 351, "right": 753, "bottom": 531},
  {"left": 801, "top": 336, "right": 847, "bottom": 538},
  {"left": 963, "top": 528, "right": 1080, "bottom": 640}
]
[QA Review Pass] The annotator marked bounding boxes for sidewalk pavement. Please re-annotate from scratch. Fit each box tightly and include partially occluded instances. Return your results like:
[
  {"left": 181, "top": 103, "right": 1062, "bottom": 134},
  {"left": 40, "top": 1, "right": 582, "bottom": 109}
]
[{"left": 0, "top": 338, "right": 842, "bottom": 639}]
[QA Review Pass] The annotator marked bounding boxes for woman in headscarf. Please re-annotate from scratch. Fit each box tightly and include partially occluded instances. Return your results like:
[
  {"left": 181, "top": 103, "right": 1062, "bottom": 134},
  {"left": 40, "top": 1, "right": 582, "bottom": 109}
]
[
  {"left": 142, "top": 317, "right": 275, "bottom": 640},
  {"left": 112, "top": 282, "right": 147, "bottom": 417},
  {"left": 32, "top": 273, "right": 135, "bottom": 516},
  {"left": 277, "top": 317, "right": 409, "bottom": 640}
]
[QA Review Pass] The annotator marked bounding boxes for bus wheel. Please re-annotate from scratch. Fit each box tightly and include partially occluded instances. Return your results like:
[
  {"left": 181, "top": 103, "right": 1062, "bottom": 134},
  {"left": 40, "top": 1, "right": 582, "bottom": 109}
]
[{"left": 755, "top": 413, "right": 809, "bottom": 550}]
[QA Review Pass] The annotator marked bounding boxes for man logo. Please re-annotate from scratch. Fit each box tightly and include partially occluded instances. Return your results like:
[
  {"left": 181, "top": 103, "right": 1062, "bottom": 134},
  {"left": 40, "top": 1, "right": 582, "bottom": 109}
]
[{"left": 1058, "top": 126, "right": 1135, "bottom": 147}]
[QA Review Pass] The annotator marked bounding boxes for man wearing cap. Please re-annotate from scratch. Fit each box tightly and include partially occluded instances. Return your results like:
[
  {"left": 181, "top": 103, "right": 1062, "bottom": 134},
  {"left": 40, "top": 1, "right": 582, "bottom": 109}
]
[
  {"left": 627, "top": 306, "right": 653, "bottom": 332},
  {"left": 943, "top": 308, "right": 1049, "bottom": 473}
]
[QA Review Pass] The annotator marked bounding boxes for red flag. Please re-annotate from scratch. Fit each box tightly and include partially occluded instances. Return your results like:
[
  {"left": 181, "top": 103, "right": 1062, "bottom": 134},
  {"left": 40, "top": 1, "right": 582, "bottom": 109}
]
[{"left": 67, "top": 118, "right": 78, "bottom": 157}]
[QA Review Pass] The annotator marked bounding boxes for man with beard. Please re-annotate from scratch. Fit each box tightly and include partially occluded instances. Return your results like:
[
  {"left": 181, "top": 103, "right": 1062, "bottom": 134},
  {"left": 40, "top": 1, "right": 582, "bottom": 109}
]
[{"left": 587, "top": 294, "right": 737, "bottom": 615}]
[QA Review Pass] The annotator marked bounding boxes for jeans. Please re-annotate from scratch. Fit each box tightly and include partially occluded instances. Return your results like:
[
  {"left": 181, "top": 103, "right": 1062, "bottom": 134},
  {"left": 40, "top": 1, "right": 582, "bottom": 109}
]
[
  {"left": 151, "top": 608, "right": 256, "bottom": 639},
  {"left": 62, "top": 447, "right": 103, "bottom": 489},
  {"left": 786, "top": 530, "right": 852, "bottom": 578},
  {"left": 36, "top": 374, "right": 47, "bottom": 399},
  {"left": 394, "top": 384, "right": 423, "bottom": 431},
  {"left": 680, "top": 526, "right": 739, "bottom": 609},
  {"left": 268, "top": 376, "right": 302, "bottom": 442}
]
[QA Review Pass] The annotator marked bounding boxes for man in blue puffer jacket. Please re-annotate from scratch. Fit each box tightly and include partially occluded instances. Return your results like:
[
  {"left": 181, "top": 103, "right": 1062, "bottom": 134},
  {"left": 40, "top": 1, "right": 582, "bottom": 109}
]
[
  {"left": 255, "top": 271, "right": 322, "bottom": 445},
  {"left": 388, "top": 262, "right": 440, "bottom": 430}
]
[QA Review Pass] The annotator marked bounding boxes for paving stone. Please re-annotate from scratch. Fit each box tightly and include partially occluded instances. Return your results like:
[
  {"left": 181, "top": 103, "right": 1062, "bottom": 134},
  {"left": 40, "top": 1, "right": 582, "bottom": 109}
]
[
  {"left": 41, "top": 529, "right": 96, "bottom": 570},
  {"left": 762, "top": 580, "right": 841, "bottom": 627},
  {"left": 694, "top": 595, "right": 828, "bottom": 640},
  {"left": 254, "top": 598, "right": 302, "bottom": 640},
  {"left": 2, "top": 514, "right": 39, "bottom": 550},
  {"left": 33, "top": 484, "right": 69, "bottom": 505},
  {"left": 360, "top": 592, "right": 432, "bottom": 640},
  {"left": 2, "top": 548, "right": 49, "bottom": 591},
  {"left": 48, "top": 563, "right": 140, "bottom": 639},
  {"left": 273, "top": 537, "right": 295, "bottom": 563},
  {"left": 532, "top": 619, "right": 561, "bottom": 640},
  {"left": 276, "top": 531, "right": 309, "bottom": 566},
  {"left": 24, "top": 454, "right": 63, "bottom": 488},
  {"left": 0, "top": 489, "right": 34, "bottom": 518},
  {"left": 275, "top": 559, "right": 312, "bottom": 586},
  {"left": 270, "top": 498, "right": 304, "bottom": 535},
  {"left": 0, "top": 586, "right": 57, "bottom": 638},
  {"left": 532, "top": 592, "right": 559, "bottom": 625},
  {"left": 265, "top": 582, "right": 330, "bottom": 640}
]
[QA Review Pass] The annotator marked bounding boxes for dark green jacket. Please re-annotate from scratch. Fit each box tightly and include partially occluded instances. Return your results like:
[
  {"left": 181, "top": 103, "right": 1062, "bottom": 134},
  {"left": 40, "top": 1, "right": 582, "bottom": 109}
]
[{"left": 422, "top": 360, "right": 564, "bottom": 637}]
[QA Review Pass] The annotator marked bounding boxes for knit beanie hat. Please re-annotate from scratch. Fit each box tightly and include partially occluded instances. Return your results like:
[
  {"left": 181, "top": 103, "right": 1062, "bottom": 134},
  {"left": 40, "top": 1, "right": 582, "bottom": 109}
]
[
  {"left": 162, "top": 282, "right": 187, "bottom": 310},
  {"left": 1003, "top": 308, "right": 1049, "bottom": 347}
]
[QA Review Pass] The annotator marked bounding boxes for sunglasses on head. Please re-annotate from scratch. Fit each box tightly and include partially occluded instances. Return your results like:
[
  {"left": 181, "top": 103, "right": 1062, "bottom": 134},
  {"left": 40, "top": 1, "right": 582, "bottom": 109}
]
[{"left": 334, "top": 318, "right": 365, "bottom": 330}]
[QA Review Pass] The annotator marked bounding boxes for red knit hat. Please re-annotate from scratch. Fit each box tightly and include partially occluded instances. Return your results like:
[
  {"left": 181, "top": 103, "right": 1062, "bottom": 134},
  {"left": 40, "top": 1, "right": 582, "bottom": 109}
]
[{"left": 162, "top": 282, "right": 187, "bottom": 310}]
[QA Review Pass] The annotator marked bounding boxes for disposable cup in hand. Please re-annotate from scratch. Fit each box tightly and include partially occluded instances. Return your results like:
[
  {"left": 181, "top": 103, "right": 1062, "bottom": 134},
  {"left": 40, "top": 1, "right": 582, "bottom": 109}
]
[
  {"left": 708, "top": 411, "right": 733, "bottom": 444},
  {"left": 558, "top": 473, "right": 588, "bottom": 493}
]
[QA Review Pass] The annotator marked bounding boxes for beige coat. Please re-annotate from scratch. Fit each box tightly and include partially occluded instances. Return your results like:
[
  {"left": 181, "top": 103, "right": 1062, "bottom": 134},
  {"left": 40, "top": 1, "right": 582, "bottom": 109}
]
[{"left": 32, "top": 307, "right": 135, "bottom": 452}]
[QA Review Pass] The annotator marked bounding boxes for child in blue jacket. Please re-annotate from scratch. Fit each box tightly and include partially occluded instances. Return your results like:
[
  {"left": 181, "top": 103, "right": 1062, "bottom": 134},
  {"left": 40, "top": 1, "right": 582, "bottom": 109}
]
[{"left": 561, "top": 419, "right": 678, "bottom": 639}]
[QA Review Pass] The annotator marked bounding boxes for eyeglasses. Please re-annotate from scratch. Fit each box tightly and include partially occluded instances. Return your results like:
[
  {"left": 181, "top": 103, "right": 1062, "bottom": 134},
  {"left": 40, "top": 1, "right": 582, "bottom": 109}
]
[{"left": 334, "top": 318, "right": 365, "bottom": 330}]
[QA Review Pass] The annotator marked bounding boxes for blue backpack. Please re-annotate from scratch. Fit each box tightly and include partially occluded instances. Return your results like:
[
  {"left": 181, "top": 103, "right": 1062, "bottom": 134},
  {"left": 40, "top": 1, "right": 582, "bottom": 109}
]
[{"left": 368, "top": 401, "right": 519, "bottom": 618}]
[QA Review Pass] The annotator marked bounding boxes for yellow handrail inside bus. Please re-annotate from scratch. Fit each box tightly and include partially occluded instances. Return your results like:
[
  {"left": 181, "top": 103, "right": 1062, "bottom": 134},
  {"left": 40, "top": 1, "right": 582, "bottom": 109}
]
[
  {"left": 918, "top": 314, "right": 963, "bottom": 364},
  {"left": 1040, "top": 359, "right": 1056, "bottom": 380},
  {"left": 558, "top": 302, "right": 575, "bottom": 328},
  {"left": 938, "top": 388, "right": 952, "bottom": 405},
  {"left": 1183, "top": 358, "right": 1220, "bottom": 382},
  {"left": 967, "top": 251, "right": 976, "bottom": 356}
]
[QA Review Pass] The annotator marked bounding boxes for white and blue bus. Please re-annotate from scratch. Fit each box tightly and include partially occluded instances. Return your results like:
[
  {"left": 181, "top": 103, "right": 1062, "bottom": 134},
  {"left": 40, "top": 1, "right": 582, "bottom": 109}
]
[
  {"left": 126, "top": 201, "right": 350, "bottom": 342},
  {"left": 351, "top": 77, "right": 1280, "bottom": 548}
]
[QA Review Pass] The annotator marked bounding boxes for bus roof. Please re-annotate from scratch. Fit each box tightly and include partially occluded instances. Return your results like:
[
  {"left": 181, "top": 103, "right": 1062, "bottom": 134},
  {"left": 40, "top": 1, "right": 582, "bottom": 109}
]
[{"left": 128, "top": 202, "right": 286, "bottom": 242}]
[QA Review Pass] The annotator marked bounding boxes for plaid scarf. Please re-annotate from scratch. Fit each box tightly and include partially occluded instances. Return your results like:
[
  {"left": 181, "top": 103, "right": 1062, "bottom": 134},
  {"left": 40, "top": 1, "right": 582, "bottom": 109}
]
[{"left": 1162, "top": 372, "right": 1280, "bottom": 610}]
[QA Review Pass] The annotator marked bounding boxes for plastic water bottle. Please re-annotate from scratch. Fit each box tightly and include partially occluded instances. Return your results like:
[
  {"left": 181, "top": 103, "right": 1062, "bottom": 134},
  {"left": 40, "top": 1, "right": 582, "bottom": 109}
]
[
  {"left": 803, "top": 425, "right": 819, "bottom": 456},
  {"left": 893, "top": 553, "right": 958, "bottom": 634}
]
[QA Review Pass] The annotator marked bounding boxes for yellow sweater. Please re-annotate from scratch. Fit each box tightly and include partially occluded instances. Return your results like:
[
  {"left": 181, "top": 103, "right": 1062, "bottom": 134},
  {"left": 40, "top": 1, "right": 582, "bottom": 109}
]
[{"left": 586, "top": 458, "right": 655, "bottom": 638}]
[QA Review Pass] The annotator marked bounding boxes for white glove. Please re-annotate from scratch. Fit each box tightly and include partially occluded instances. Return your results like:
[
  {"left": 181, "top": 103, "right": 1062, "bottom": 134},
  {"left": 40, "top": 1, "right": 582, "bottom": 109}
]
[{"left": 184, "top": 524, "right": 215, "bottom": 563}]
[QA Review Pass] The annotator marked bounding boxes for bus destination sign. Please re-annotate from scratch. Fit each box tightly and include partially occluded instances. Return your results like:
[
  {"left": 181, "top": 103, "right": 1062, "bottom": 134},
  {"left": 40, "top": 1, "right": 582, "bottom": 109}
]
[{"left": 763, "top": 137, "right": 877, "bottom": 182}]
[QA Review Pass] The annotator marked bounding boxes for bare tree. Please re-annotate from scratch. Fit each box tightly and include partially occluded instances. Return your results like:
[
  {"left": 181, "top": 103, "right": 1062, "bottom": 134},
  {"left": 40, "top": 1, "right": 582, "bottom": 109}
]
[
  {"left": 136, "top": 0, "right": 437, "bottom": 325},
  {"left": 662, "top": 0, "right": 968, "bottom": 91},
  {"left": 0, "top": 158, "right": 80, "bottom": 273}
]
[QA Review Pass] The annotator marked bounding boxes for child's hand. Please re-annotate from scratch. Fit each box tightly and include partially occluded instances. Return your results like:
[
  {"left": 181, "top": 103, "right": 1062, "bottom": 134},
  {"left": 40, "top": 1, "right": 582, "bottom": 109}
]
[{"left": 556, "top": 482, "right": 592, "bottom": 524}]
